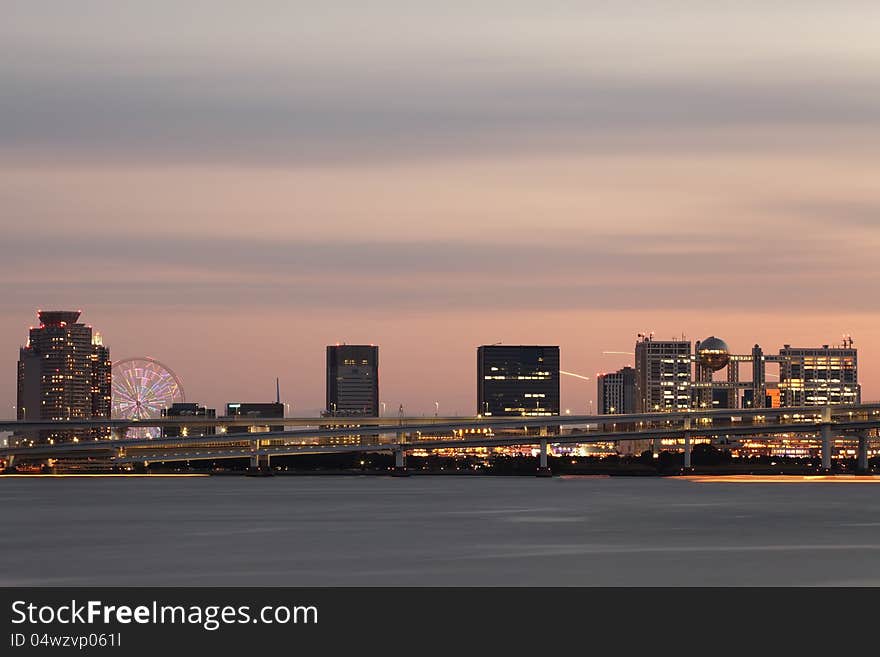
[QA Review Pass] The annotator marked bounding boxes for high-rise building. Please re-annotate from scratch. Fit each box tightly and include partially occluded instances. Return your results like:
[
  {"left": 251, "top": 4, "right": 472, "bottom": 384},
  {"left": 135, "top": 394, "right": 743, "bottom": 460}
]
[
  {"left": 90, "top": 332, "right": 112, "bottom": 434},
  {"left": 778, "top": 343, "right": 860, "bottom": 407},
  {"left": 161, "top": 403, "right": 216, "bottom": 438},
  {"left": 326, "top": 345, "right": 379, "bottom": 417},
  {"left": 477, "top": 345, "right": 559, "bottom": 417},
  {"left": 15, "top": 310, "right": 111, "bottom": 444},
  {"left": 634, "top": 335, "right": 692, "bottom": 412},
  {"left": 598, "top": 366, "right": 636, "bottom": 415},
  {"left": 750, "top": 344, "right": 767, "bottom": 409}
]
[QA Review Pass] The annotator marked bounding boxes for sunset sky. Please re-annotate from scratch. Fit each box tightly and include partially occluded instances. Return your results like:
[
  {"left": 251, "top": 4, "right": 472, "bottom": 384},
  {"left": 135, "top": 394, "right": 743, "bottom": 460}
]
[{"left": 2, "top": 1, "right": 879, "bottom": 415}]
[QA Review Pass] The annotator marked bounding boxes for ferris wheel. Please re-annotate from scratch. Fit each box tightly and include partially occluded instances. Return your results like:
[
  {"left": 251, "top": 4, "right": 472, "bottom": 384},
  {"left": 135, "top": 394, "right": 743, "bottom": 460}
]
[{"left": 111, "top": 357, "right": 185, "bottom": 438}]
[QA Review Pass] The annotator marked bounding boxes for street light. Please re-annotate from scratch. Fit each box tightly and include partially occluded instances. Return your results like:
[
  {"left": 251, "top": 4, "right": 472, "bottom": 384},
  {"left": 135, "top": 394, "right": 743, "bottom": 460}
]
[{"left": 434, "top": 401, "right": 439, "bottom": 417}]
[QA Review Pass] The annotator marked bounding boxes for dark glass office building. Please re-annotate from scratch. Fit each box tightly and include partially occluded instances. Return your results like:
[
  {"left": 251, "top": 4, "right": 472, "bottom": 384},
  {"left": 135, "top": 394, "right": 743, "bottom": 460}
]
[
  {"left": 89, "top": 333, "right": 112, "bottom": 434},
  {"left": 161, "top": 403, "right": 216, "bottom": 438},
  {"left": 477, "top": 345, "right": 560, "bottom": 417},
  {"left": 326, "top": 345, "right": 379, "bottom": 417},
  {"left": 224, "top": 402, "right": 284, "bottom": 433}
]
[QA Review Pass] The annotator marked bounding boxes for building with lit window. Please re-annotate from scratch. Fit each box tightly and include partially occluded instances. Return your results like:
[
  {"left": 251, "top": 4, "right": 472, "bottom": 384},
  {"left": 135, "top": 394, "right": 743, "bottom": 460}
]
[
  {"left": 778, "top": 343, "right": 860, "bottom": 407},
  {"left": 477, "top": 345, "right": 559, "bottom": 417},
  {"left": 634, "top": 335, "right": 692, "bottom": 412},
  {"left": 223, "top": 402, "right": 284, "bottom": 433},
  {"left": 89, "top": 333, "right": 112, "bottom": 434},
  {"left": 161, "top": 403, "right": 216, "bottom": 438},
  {"left": 15, "top": 310, "right": 111, "bottom": 444},
  {"left": 598, "top": 366, "right": 636, "bottom": 415},
  {"left": 326, "top": 345, "right": 379, "bottom": 417}
]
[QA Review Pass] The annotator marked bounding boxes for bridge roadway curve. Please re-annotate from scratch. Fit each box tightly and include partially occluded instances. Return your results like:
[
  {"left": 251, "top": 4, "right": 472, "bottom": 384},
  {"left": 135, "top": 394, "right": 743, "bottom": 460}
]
[
  {"left": 102, "top": 420, "right": 877, "bottom": 464},
  {"left": 4, "top": 405, "right": 879, "bottom": 453},
  {"left": 3, "top": 403, "right": 880, "bottom": 436},
  {"left": 2, "top": 402, "right": 880, "bottom": 436},
  {"left": 5, "top": 412, "right": 880, "bottom": 465}
]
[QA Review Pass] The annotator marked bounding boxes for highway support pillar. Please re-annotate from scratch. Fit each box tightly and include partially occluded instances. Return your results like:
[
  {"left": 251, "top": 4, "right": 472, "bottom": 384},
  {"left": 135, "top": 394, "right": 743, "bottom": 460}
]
[
  {"left": 857, "top": 430, "right": 870, "bottom": 473},
  {"left": 536, "top": 438, "right": 552, "bottom": 477},
  {"left": 682, "top": 418, "right": 693, "bottom": 472},
  {"left": 820, "top": 406, "right": 833, "bottom": 472},
  {"left": 652, "top": 438, "right": 661, "bottom": 459},
  {"left": 247, "top": 446, "right": 272, "bottom": 476},
  {"left": 391, "top": 448, "right": 409, "bottom": 477}
]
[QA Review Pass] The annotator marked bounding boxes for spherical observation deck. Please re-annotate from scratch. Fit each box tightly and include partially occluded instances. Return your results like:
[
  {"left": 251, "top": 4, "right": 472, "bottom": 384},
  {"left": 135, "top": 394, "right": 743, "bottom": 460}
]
[{"left": 697, "top": 336, "right": 730, "bottom": 371}]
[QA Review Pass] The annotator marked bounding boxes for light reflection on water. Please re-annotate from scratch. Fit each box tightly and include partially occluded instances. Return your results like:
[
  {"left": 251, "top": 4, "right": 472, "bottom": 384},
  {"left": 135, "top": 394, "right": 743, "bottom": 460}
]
[{"left": 679, "top": 475, "right": 880, "bottom": 483}]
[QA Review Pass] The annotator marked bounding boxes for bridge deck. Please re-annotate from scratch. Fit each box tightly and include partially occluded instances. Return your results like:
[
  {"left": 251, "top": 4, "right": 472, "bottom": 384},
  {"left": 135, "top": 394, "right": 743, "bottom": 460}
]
[{"left": 3, "top": 403, "right": 879, "bottom": 465}]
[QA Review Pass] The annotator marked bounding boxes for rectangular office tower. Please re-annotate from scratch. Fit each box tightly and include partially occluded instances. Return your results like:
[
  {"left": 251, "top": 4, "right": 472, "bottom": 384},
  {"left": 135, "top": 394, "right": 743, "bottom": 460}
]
[
  {"left": 326, "top": 345, "right": 379, "bottom": 417},
  {"left": 598, "top": 366, "right": 636, "bottom": 415},
  {"left": 635, "top": 336, "right": 692, "bottom": 412},
  {"left": 477, "top": 345, "right": 560, "bottom": 417},
  {"left": 778, "top": 343, "right": 860, "bottom": 406},
  {"left": 16, "top": 310, "right": 111, "bottom": 444}
]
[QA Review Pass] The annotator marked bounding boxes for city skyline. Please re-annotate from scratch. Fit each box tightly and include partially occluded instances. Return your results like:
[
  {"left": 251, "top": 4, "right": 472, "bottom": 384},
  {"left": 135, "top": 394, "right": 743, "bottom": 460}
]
[
  {"left": 4, "top": 308, "right": 872, "bottom": 419},
  {"left": 2, "top": 2, "right": 879, "bottom": 416},
  {"left": 7, "top": 0, "right": 880, "bottom": 609}
]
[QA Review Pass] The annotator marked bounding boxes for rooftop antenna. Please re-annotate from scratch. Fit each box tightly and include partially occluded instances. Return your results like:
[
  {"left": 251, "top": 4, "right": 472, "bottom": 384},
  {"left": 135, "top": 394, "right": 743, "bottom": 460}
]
[{"left": 275, "top": 377, "right": 280, "bottom": 404}]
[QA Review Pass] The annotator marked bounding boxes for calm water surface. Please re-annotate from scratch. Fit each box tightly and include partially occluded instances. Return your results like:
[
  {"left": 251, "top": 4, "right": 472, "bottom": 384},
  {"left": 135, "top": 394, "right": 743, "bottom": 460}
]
[{"left": 3, "top": 475, "right": 880, "bottom": 586}]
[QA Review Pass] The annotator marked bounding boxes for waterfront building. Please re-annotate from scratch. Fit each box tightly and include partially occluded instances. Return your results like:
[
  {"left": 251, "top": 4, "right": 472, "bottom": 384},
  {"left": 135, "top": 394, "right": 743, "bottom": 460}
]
[
  {"left": 15, "top": 310, "right": 110, "bottom": 444},
  {"left": 634, "top": 335, "right": 692, "bottom": 412},
  {"left": 223, "top": 402, "right": 284, "bottom": 433},
  {"left": 326, "top": 344, "right": 379, "bottom": 417},
  {"left": 597, "top": 367, "right": 636, "bottom": 415},
  {"left": 778, "top": 342, "right": 860, "bottom": 407},
  {"left": 161, "top": 403, "right": 216, "bottom": 438},
  {"left": 750, "top": 344, "right": 767, "bottom": 409},
  {"left": 89, "top": 332, "right": 112, "bottom": 432},
  {"left": 477, "top": 345, "right": 560, "bottom": 417}
]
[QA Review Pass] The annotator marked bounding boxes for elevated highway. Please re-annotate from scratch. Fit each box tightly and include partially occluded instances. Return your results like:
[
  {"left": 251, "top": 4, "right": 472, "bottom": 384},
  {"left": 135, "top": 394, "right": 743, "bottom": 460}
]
[{"left": 3, "top": 403, "right": 879, "bottom": 474}]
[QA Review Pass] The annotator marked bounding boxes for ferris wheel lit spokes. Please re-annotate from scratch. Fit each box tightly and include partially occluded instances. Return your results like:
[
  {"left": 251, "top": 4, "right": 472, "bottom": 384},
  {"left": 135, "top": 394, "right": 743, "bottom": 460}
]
[{"left": 111, "top": 357, "right": 185, "bottom": 438}]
